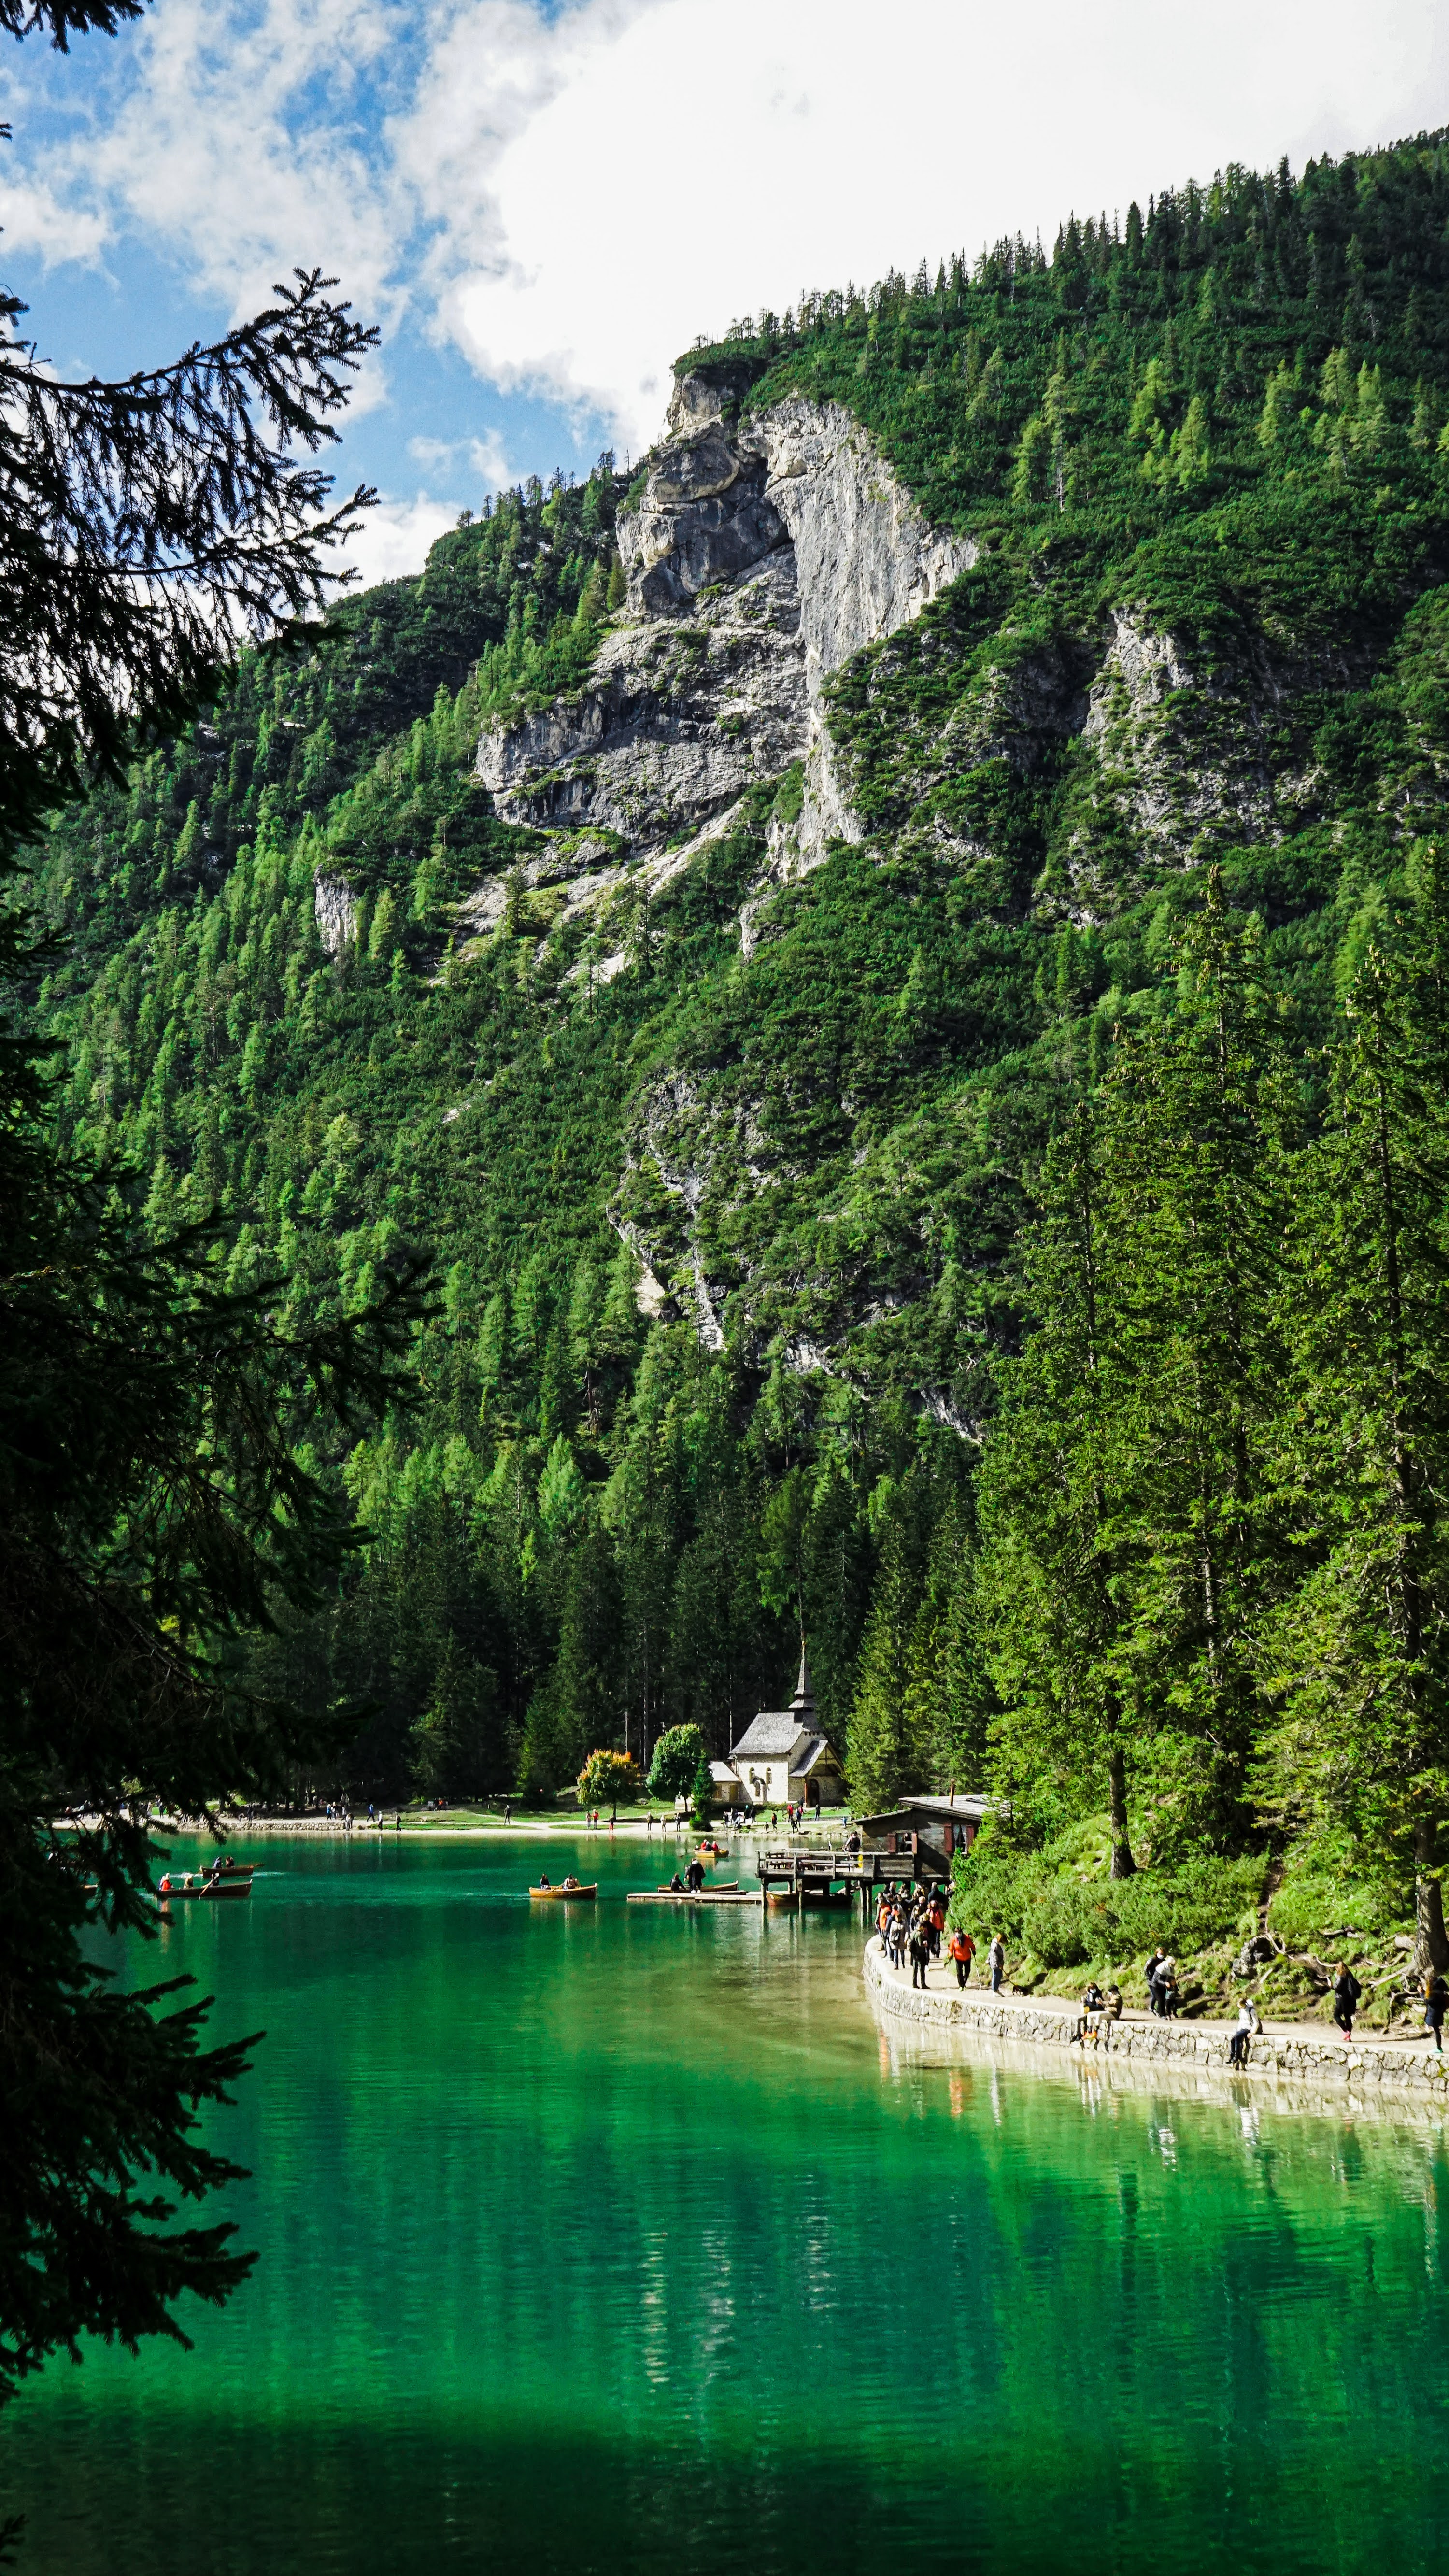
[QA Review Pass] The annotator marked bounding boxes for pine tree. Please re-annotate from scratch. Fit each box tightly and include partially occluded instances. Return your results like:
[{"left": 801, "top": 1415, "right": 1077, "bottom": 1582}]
[
  {"left": 981, "top": 882, "right": 1289, "bottom": 1868},
  {"left": 411, "top": 1634, "right": 498, "bottom": 1799},
  {"left": 846, "top": 1520, "right": 920, "bottom": 1810},
  {"left": 1258, "top": 854, "right": 1449, "bottom": 1967}
]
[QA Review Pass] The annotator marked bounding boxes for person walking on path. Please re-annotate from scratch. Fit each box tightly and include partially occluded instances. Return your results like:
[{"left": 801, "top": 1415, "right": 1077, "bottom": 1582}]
[
  {"left": 909, "top": 1919, "right": 931, "bottom": 1989},
  {"left": 1228, "top": 1995, "right": 1262, "bottom": 2068},
  {"left": 1145, "top": 1948, "right": 1168, "bottom": 2015},
  {"left": 1424, "top": 1970, "right": 1448, "bottom": 2051},
  {"left": 948, "top": 1928, "right": 976, "bottom": 1989},
  {"left": 987, "top": 1933, "right": 1005, "bottom": 1993},
  {"left": 1332, "top": 1962, "right": 1363, "bottom": 2044}
]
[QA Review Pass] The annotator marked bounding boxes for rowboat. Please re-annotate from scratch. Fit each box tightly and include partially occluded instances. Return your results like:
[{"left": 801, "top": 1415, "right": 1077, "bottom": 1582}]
[
  {"left": 656, "top": 1880, "right": 738, "bottom": 1893},
  {"left": 529, "top": 1881, "right": 597, "bottom": 1901},
  {"left": 157, "top": 1869, "right": 253, "bottom": 1902}
]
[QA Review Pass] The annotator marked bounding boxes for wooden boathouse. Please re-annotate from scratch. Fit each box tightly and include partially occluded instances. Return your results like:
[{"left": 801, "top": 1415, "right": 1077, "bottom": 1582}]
[{"left": 755, "top": 1793, "right": 991, "bottom": 1915}]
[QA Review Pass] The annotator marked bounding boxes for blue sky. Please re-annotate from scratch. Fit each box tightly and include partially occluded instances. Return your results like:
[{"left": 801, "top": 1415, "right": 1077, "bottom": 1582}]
[{"left": 3, "top": 0, "right": 1447, "bottom": 587}]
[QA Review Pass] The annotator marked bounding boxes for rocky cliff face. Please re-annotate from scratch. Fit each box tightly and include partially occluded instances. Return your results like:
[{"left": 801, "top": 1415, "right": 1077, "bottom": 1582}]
[{"left": 471, "top": 368, "right": 975, "bottom": 937}]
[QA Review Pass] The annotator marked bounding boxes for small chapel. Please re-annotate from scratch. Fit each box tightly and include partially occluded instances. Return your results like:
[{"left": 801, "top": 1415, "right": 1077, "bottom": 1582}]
[{"left": 718, "top": 1652, "right": 845, "bottom": 1810}]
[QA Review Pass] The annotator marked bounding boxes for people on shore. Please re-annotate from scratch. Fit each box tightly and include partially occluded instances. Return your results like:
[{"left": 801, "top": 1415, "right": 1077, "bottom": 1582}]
[
  {"left": 1145, "top": 1947, "right": 1168, "bottom": 2013},
  {"left": 909, "top": 1917, "right": 931, "bottom": 1989},
  {"left": 948, "top": 1927, "right": 975, "bottom": 1989},
  {"left": 1228, "top": 1994, "right": 1262, "bottom": 2068},
  {"left": 1425, "top": 1970, "right": 1448, "bottom": 2051},
  {"left": 1332, "top": 1961, "right": 1363, "bottom": 2045},
  {"left": 988, "top": 1932, "right": 1005, "bottom": 1993}
]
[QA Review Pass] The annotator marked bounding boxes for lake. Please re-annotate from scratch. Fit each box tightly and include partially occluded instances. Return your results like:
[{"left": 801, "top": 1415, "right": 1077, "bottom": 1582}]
[{"left": 4, "top": 1831, "right": 1448, "bottom": 2574}]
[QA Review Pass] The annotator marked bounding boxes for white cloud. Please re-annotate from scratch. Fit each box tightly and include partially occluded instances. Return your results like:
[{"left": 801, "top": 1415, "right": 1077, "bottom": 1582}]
[
  {"left": 4, "top": 0, "right": 1448, "bottom": 464},
  {"left": 337, "top": 492, "right": 457, "bottom": 586},
  {"left": 423, "top": 0, "right": 1449, "bottom": 453},
  {"left": 408, "top": 427, "right": 512, "bottom": 486},
  {"left": 6, "top": 0, "right": 411, "bottom": 321},
  {"left": 0, "top": 174, "right": 108, "bottom": 271}
]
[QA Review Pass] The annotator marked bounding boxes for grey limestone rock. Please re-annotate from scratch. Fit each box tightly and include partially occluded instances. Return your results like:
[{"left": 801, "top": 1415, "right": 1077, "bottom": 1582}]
[
  {"left": 666, "top": 358, "right": 760, "bottom": 436},
  {"left": 466, "top": 380, "right": 983, "bottom": 1366},
  {"left": 313, "top": 873, "right": 358, "bottom": 955},
  {"left": 475, "top": 550, "right": 806, "bottom": 845},
  {"left": 479, "top": 378, "right": 978, "bottom": 888}
]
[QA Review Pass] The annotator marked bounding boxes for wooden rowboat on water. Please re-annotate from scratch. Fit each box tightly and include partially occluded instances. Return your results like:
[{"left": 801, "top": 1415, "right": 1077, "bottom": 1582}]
[
  {"left": 158, "top": 1869, "right": 253, "bottom": 1902},
  {"left": 529, "top": 1881, "right": 597, "bottom": 1901},
  {"left": 656, "top": 1880, "right": 738, "bottom": 1893}
]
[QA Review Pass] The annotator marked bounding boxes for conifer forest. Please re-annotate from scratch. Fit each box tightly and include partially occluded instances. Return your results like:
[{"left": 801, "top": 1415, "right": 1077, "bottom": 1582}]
[{"left": 30, "top": 127, "right": 1449, "bottom": 1964}]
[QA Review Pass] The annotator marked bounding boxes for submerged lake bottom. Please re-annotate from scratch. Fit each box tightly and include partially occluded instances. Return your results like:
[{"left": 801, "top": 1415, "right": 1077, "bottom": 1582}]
[{"left": 5, "top": 1832, "right": 1448, "bottom": 2576}]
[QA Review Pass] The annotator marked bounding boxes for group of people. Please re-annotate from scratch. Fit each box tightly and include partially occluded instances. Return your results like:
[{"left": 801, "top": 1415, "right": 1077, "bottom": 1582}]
[
  {"left": 877, "top": 1889, "right": 1007, "bottom": 1994},
  {"left": 1078, "top": 1980, "right": 1125, "bottom": 2044},
  {"left": 875, "top": 1906, "right": 1449, "bottom": 2061},
  {"left": 666, "top": 1858, "right": 709, "bottom": 1894}
]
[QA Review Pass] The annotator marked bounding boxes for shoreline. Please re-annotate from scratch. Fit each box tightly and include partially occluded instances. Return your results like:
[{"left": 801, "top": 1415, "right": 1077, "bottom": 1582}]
[
  {"left": 140, "top": 1814, "right": 708, "bottom": 1840},
  {"left": 865, "top": 1937, "right": 1449, "bottom": 2103}
]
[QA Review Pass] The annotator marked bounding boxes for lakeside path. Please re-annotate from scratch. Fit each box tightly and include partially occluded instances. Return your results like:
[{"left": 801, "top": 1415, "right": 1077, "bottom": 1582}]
[{"left": 866, "top": 1937, "right": 1449, "bottom": 2100}]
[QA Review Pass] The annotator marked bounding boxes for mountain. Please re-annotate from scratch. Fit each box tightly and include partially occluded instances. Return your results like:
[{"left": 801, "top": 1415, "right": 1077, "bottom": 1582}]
[{"left": 30, "top": 130, "right": 1449, "bottom": 1905}]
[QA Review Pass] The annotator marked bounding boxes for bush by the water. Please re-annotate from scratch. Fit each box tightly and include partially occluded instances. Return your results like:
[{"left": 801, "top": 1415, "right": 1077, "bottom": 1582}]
[{"left": 953, "top": 1822, "right": 1264, "bottom": 1967}]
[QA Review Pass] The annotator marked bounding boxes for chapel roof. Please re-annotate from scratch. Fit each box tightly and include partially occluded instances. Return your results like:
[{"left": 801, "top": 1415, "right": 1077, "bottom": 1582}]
[{"left": 730, "top": 1711, "right": 813, "bottom": 1761}]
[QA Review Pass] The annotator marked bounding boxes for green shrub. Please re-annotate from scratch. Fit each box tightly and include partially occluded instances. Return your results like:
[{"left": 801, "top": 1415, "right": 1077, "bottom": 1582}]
[
  {"left": 1267, "top": 1846, "right": 1409, "bottom": 1947},
  {"left": 955, "top": 1822, "right": 1265, "bottom": 1965}
]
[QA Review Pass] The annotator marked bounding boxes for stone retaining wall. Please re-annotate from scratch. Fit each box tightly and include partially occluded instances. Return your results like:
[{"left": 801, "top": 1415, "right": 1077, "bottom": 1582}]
[{"left": 865, "top": 1940, "right": 1449, "bottom": 2100}]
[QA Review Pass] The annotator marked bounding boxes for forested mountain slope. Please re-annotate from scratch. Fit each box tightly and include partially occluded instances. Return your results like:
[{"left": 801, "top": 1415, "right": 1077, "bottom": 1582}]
[{"left": 32, "top": 129, "right": 1449, "bottom": 1947}]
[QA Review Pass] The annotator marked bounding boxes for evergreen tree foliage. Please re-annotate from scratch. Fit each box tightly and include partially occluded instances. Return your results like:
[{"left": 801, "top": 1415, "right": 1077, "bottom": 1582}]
[
  {"left": 1257, "top": 857, "right": 1449, "bottom": 1966},
  {"left": 0, "top": 0, "right": 404, "bottom": 2405},
  {"left": 23, "top": 121, "right": 1449, "bottom": 2014}
]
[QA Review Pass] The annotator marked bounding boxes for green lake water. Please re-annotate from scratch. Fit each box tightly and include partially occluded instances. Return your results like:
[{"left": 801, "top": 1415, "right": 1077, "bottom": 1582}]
[{"left": 5, "top": 1832, "right": 1449, "bottom": 2575}]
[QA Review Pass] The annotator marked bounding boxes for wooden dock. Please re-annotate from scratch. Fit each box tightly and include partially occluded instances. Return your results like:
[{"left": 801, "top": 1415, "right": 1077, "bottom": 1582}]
[
  {"left": 627, "top": 1890, "right": 763, "bottom": 1906},
  {"left": 756, "top": 1842, "right": 920, "bottom": 1917}
]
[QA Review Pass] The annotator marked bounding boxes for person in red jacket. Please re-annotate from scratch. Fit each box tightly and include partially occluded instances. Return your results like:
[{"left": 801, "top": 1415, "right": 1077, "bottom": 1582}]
[{"left": 947, "top": 1927, "right": 976, "bottom": 1990}]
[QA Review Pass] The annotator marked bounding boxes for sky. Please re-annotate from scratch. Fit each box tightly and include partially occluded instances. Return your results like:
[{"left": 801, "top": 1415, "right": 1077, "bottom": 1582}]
[{"left": 2, "top": 0, "right": 1448, "bottom": 589}]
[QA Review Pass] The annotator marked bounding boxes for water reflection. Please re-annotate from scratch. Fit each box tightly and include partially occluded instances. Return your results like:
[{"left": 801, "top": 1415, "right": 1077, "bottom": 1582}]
[{"left": 4, "top": 1831, "right": 1449, "bottom": 2576}]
